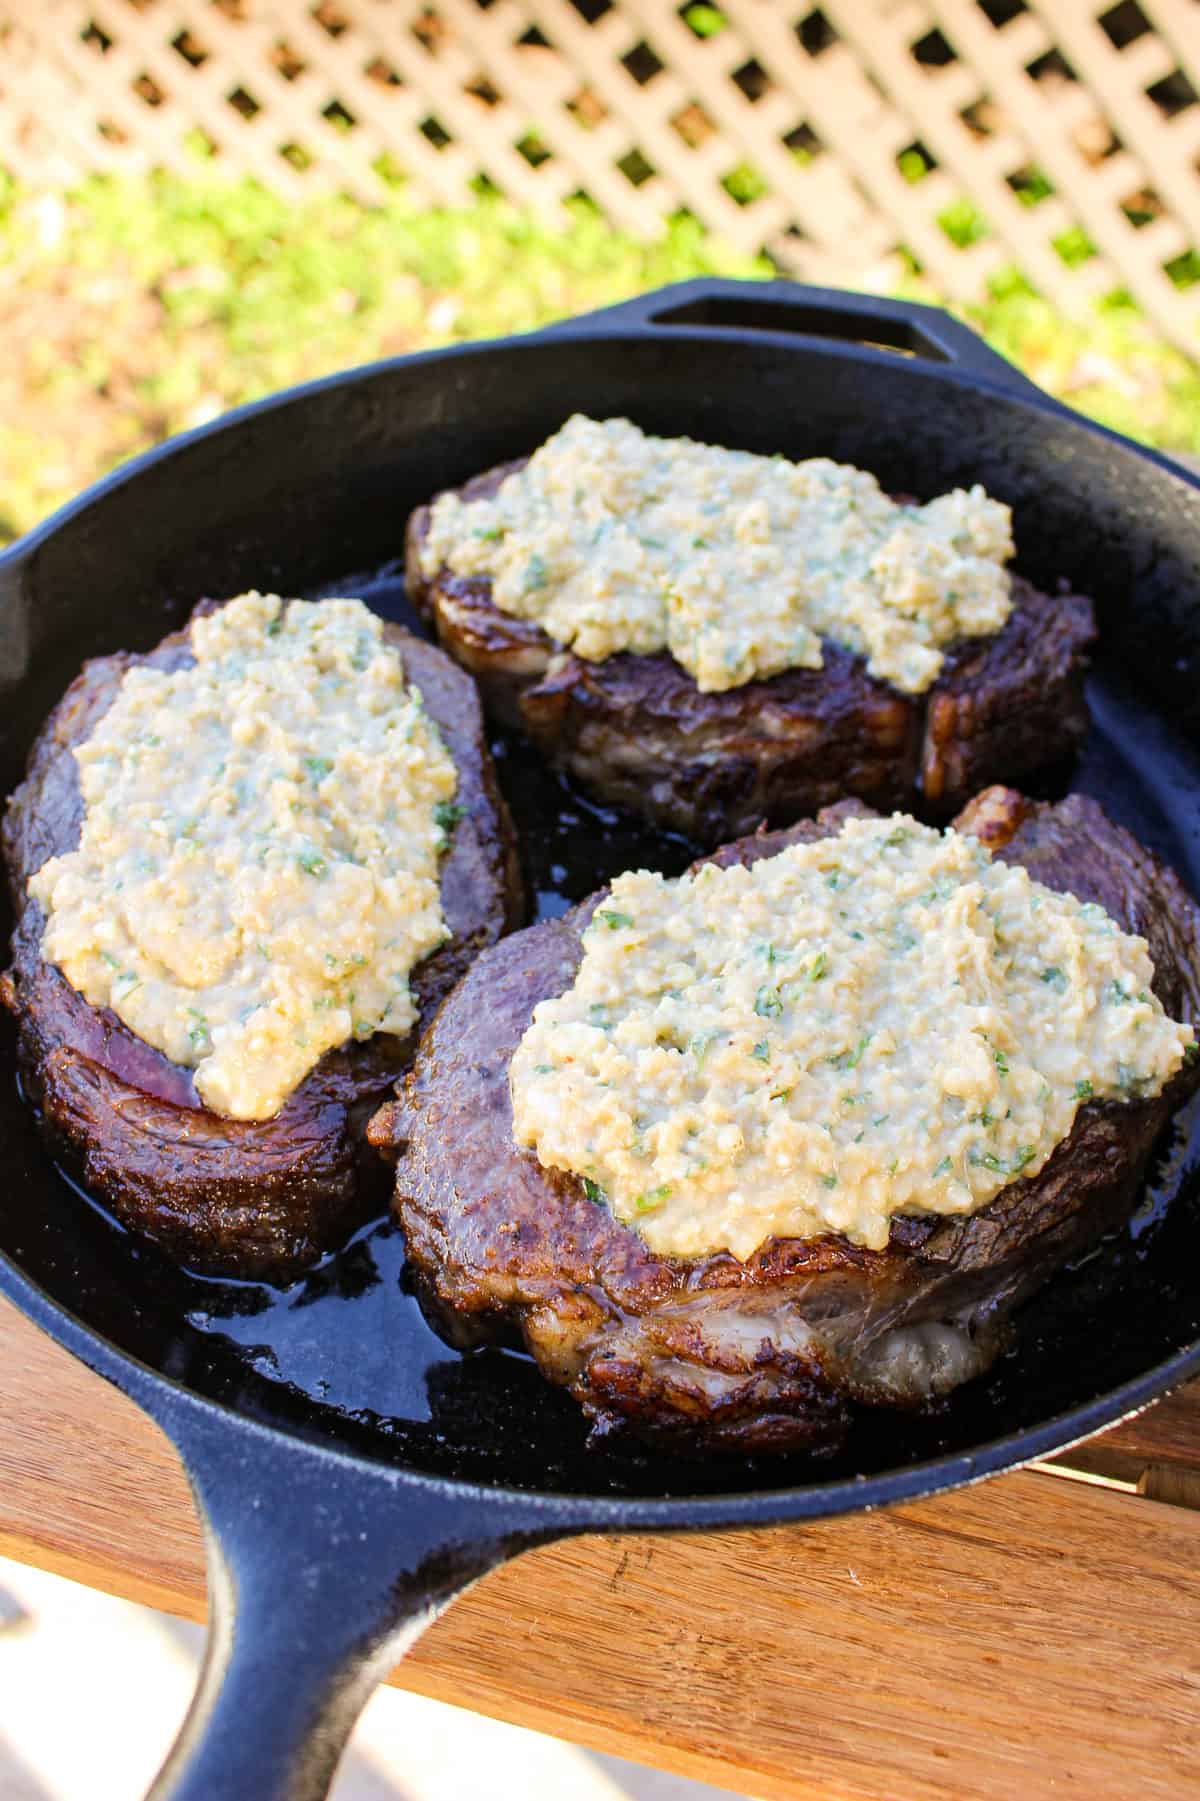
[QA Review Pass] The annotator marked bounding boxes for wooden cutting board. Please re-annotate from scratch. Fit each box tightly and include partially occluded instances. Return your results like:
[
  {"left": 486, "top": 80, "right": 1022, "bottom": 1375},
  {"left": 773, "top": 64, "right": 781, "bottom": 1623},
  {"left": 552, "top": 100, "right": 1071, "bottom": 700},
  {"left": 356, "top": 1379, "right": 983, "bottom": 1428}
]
[{"left": 1, "top": 1294, "right": 1198, "bottom": 1801}]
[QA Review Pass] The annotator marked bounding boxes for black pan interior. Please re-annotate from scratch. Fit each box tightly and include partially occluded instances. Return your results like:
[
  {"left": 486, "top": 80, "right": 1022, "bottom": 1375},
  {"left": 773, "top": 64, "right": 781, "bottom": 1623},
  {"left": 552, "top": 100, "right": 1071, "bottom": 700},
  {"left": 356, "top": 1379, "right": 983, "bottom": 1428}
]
[{"left": 2, "top": 325, "right": 1199, "bottom": 1500}]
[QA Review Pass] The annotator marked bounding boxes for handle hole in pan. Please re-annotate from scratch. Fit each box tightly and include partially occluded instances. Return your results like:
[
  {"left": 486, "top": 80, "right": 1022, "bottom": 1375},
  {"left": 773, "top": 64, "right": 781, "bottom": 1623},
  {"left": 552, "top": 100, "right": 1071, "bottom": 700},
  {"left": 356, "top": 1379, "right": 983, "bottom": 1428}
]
[{"left": 647, "top": 295, "right": 947, "bottom": 361}]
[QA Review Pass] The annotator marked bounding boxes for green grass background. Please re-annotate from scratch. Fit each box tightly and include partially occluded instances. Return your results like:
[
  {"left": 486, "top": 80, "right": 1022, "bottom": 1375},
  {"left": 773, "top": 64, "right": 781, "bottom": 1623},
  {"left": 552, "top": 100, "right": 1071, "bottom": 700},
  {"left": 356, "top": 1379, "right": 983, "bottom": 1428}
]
[{"left": 1, "top": 170, "right": 1197, "bottom": 545}]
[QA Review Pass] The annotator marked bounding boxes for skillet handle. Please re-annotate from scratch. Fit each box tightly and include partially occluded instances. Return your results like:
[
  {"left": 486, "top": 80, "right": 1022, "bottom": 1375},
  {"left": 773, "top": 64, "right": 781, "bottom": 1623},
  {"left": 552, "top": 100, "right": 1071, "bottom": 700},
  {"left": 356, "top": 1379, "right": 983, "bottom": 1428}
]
[
  {"left": 541, "top": 277, "right": 1045, "bottom": 400},
  {"left": 146, "top": 1404, "right": 559, "bottom": 1801}
]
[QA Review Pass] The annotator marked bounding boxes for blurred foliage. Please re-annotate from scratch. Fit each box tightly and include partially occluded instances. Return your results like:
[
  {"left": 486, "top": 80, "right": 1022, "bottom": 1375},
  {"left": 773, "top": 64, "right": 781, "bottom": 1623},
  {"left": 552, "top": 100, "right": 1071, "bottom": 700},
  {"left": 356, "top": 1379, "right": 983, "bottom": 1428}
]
[
  {"left": 681, "top": 4, "right": 728, "bottom": 37},
  {"left": 0, "top": 170, "right": 1197, "bottom": 545}
]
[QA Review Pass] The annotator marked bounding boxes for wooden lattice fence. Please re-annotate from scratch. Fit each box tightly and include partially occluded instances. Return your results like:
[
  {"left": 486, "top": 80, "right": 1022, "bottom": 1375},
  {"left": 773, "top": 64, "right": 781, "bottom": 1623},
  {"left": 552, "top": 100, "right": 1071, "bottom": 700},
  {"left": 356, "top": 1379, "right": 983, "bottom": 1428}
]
[{"left": 1, "top": 0, "right": 1198, "bottom": 349}]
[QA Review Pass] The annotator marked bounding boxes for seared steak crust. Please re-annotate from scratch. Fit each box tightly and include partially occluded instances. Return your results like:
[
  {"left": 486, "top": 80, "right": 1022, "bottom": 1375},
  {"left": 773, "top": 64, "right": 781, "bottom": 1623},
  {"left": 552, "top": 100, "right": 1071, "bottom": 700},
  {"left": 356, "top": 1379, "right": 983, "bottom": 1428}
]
[
  {"left": 2, "top": 606, "right": 523, "bottom": 1281},
  {"left": 374, "top": 790, "right": 1200, "bottom": 1454},
  {"left": 406, "top": 461, "right": 1095, "bottom": 843}
]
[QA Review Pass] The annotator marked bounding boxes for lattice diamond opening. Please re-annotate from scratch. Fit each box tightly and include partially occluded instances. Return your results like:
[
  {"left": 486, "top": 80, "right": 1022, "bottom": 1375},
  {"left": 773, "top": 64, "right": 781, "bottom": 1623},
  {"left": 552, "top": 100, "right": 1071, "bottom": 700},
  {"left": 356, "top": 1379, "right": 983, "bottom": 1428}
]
[{"left": 0, "top": 0, "right": 1194, "bottom": 349}]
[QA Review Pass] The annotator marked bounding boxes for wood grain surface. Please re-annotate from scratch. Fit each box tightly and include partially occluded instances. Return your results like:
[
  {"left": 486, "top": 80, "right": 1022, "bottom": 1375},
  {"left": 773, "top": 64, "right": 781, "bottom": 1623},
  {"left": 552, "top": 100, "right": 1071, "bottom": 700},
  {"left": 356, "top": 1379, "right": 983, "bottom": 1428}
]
[{"left": 2, "top": 1295, "right": 1198, "bottom": 1801}]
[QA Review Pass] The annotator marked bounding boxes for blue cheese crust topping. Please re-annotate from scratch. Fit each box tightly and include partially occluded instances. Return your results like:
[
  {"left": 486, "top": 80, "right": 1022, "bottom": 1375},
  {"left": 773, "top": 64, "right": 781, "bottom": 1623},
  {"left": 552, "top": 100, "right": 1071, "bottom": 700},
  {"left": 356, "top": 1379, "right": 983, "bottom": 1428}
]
[
  {"left": 30, "top": 594, "right": 459, "bottom": 1121},
  {"left": 421, "top": 414, "right": 1015, "bottom": 695},
  {"left": 511, "top": 814, "right": 1193, "bottom": 1257}
]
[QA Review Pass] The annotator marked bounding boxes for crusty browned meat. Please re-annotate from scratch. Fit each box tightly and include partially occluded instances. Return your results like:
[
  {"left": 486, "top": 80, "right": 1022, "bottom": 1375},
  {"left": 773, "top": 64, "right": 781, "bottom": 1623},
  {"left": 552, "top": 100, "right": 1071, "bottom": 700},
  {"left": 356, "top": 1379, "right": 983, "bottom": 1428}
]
[
  {"left": 406, "top": 460, "right": 1095, "bottom": 844},
  {"left": 1, "top": 604, "right": 523, "bottom": 1282},
  {"left": 371, "top": 789, "right": 1200, "bottom": 1455}
]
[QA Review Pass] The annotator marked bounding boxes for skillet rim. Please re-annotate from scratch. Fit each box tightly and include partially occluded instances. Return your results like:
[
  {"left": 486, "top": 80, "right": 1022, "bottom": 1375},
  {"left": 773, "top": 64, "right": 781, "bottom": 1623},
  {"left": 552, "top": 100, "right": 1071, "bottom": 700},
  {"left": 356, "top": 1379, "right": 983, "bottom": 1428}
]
[
  {"left": 5, "top": 1245, "right": 1200, "bottom": 1526},
  {"left": 2, "top": 296, "right": 1200, "bottom": 1521},
  {"left": 3, "top": 309, "right": 1199, "bottom": 583}
]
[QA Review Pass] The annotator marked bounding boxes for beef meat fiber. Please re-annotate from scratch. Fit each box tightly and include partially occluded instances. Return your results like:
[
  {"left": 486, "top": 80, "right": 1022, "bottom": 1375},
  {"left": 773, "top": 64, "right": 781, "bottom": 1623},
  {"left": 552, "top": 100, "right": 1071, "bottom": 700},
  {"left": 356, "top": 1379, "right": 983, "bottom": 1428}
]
[
  {"left": 406, "top": 460, "right": 1096, "bottom": 844},
  {"left": 2, "top": 605, "right": 523, "bottom": 1281},
  {"left": 372, "top": 789, "right": 1200, "bottom": 1455}
]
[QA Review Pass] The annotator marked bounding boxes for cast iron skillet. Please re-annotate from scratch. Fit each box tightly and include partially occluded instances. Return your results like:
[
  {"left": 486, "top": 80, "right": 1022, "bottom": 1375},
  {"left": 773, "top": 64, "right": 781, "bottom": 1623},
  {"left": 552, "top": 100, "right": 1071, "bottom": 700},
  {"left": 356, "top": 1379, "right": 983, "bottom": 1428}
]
[{"left": 2, "top": 280, "right": 1200, "bottom": 1800}]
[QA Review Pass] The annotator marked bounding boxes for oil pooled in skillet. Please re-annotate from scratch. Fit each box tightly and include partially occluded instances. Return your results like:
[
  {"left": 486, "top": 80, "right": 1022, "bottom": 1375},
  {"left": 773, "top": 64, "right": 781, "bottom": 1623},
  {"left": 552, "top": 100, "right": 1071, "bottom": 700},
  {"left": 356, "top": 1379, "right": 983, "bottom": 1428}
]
[{"left": 10, "top": 562, "right": 1200, "bottom": 1497}]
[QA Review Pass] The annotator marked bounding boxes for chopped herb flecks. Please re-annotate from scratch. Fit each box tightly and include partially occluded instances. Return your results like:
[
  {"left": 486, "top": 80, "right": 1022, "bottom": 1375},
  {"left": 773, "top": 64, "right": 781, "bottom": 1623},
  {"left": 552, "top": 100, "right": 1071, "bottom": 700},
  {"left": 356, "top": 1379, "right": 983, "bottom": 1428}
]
[{"left": 504, "top": 802, "right": 1190, "bottom": 1263}]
